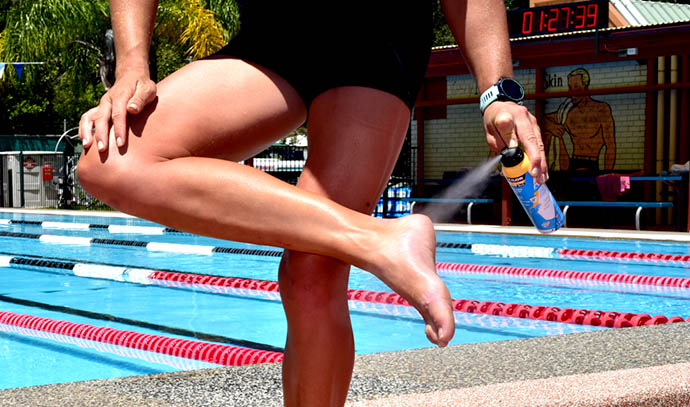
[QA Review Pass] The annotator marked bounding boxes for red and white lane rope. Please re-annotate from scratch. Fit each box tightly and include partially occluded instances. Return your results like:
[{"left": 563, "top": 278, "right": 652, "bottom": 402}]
[
  {"left": 0, "top": 311, "right": 283, "bottom": 366},
  {"left": 0, "top": 322, "right": 214, "bottom": 370},
  {"left": 436, "top": 262, "right": 690, "bottom": 288},
  {"left": 148, "top": 268, "right": 689, "bottom": 328},
  {"left": 3, "top": 255, "right": 687, "bottom": 329},
  {"left": 557, "top": 248, "right": 690, "bottom": 263},
  {"left": 145, "top": 271, "right": 689, "bottom": 329},
  {"left": 469, "top": 243, "right": 690, "bottom": 265}
]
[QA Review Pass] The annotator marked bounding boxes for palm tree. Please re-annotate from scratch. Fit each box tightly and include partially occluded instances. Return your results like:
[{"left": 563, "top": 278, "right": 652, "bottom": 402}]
[{"left": 0, "top": 0, "right": 238, "bottom": 90}]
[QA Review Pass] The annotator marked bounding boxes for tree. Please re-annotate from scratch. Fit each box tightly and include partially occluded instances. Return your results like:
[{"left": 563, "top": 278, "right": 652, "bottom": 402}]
[{"left": 0, "top": 0, "right": 238, "bottom": 133}]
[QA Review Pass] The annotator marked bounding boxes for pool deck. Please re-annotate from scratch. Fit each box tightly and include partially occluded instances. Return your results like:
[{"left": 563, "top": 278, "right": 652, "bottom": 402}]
[{"left": 1, "top": 211, "right": 689, "bottom": 406}]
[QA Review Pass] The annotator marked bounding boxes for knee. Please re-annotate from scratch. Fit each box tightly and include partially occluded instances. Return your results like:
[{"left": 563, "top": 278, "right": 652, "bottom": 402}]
[
  {"left": 76, "top": 149, "right": 135, "bottom": 210},
  {"left": 279, "top": 252, "right": 350, "bottom": 312}
]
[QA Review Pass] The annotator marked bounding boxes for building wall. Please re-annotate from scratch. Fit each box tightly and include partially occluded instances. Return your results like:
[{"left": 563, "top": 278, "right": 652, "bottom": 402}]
[{"left": 413, "top": 60, "right": 647, "bottom": 179}]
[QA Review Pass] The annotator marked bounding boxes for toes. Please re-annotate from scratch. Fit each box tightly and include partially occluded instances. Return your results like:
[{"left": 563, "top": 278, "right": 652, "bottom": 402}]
[
  {"left": 425, "top": 323, "right": 440, "bottom": 346},
  {"left": 426, "top": 299, "right": 455, "bottom": 347}
]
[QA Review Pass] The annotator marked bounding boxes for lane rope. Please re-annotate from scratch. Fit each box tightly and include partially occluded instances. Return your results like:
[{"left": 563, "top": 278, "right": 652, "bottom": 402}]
[
  {"left": 3, "top": 254, "right": 686, "bottom": 329},
  {"left": 436, "top": 262, "right": 690, "bottom": 288},
  {"left": 2, "top": 227, "right": 688, "bottom": 264},
  {"left": 0, "top": 322, "right": 215, "bottom": 370},
  {"left": 0, "top": 311, "right": 283, "bottom": 366},
  {"left": 0, "top": 231, "right": 282, "bottom": 257},
  {"left": 0, "top": 219, "right": 182, "bottom": 235}
]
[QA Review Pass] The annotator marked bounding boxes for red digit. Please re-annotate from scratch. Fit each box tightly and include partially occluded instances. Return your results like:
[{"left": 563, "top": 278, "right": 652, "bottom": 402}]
[
  {"left": 548, "top": 8, "right": 559, "bottom": 31},
  {"left": 574, "top": 5, "right": 586, "bottom": 29},
  {"left": 586, "top": 4, "right": 598, "bottom": 27},
  {"left": 560, "top": 7, "right": 570, "bottom": 29},
  {"left": 540, "top": 10, "right": 546, "bottom": 31},
  {"left": 522, "top": 11, "right": 533, "bottom": 34}
]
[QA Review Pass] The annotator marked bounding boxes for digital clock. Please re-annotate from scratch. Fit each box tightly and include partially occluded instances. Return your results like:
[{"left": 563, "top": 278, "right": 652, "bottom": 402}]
[{"left": 507, "top": 0, "right": 609, "bottom": 38}]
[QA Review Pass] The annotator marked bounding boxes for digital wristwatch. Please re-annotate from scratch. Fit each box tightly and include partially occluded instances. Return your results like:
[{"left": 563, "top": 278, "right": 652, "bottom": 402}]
[{"left": 479, "top": 77, "right": 525, "bottom": 114}]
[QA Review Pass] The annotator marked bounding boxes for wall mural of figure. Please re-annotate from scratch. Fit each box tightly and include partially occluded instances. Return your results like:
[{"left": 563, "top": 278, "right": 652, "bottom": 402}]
[{"left": 543, "top": 68, "right": 616, "bottom": 174}]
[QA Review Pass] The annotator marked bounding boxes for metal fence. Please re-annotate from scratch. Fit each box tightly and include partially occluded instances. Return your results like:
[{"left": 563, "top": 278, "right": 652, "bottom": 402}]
[
  {"left": 1, "top": 141, "right": 418, "bottom": 215},
  {"left": 0, "top": 151, "right": 92, "bottom": 209}
]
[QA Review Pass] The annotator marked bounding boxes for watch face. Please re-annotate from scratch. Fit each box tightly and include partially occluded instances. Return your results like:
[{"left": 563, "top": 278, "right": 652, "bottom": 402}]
[{"left": 500, "top": 79, "right": 525, "bottom": 101}]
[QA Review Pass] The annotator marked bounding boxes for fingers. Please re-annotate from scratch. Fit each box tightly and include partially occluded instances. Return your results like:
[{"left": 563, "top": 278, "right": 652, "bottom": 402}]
[
  {"left": 127, "top": 79, "right": 157, "bottom": 115},
  {"left": 493, "top": 111, "right": 518, "bottom": 149},
  {"left": 513, "top": 108, "right": 547, "bottom": 183},
  {"left": 79, "top": 102, "right": 111, "bottom": 152},
  {"left": 111, "top": 92, "right": 129, "bottom": 149},
  {"left": 93, "top": 100, "right": 112, "bottom": 152},
  {"left": 119, "top": 79, "right": 157, "bottom": 147},
  {"left": 79, "top": 107, "right": 98, "bottom": 148},
  {"left": 523, "top": 113, "right": 548, "bottom": 182},
  {"left": 78, "top": 76, "right": 156, "bottom": 152},
  {"left": 485, "top": 102, "right": 548, "bottom": 184}
]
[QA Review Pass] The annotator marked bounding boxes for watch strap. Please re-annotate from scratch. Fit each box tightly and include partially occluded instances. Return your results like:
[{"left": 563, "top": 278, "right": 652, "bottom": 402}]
[{"left": 479, "top": 85, "right": 500, "bottom": 114}]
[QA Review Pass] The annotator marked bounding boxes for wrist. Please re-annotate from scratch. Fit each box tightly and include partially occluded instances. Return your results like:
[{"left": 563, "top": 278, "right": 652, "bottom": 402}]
[{"left": 115, "top": 62, "right": 151, "bottom": 80}]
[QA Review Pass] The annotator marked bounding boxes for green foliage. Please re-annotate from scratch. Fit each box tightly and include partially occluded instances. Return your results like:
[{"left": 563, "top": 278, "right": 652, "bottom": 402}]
[
  {"left": 0, "top": 0, "right": 239, "bottom": 134},
  {"left": 432, "top": 1, "right": 455, "bottom": 47},
  {"left": 432, "top": 0, "right": 530, "bottom": 47},
  {"left": 0, "top": 0, "right": 9, "bottom": 32},
  {"left": 0, "top": 64, "right": 62, "bottom": 133},
  {"left": 505, "top": 0, "right": 530, "bottom": 10}
]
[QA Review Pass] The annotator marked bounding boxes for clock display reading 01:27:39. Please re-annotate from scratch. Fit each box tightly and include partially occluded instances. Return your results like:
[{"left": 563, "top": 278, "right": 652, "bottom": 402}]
[{"left": 507, "top": 0, "right": 609, "bottom": 37}]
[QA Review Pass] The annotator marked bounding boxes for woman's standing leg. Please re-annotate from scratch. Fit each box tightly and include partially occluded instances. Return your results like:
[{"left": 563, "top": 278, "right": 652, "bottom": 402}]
[{"left": 279, "top": 86, "right": 414, "bottom": 407}]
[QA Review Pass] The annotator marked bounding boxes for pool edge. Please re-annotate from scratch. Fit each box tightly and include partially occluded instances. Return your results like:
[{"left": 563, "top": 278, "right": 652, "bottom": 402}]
[
  {"left": 3, "top": 208, "right": 687, "bottom": 242},
  {"left": 435, "top": 223, "right": 690, "bottom": 242}
]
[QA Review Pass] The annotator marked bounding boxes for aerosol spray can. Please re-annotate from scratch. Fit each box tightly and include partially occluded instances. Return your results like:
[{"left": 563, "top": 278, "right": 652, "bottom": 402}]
[{"left": 500, "top": 147, "right": 564, "bottom": 233}]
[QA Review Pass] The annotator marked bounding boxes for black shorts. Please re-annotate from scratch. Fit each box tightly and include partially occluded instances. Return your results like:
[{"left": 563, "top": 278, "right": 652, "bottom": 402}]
[{"left": 212, "top": 0, "right": 433, "bottom": 109}]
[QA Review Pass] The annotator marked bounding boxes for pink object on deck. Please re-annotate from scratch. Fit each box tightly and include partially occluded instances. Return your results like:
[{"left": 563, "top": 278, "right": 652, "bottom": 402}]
[{"left": 596, "top": 174, "right": 631, "bottom": 201}]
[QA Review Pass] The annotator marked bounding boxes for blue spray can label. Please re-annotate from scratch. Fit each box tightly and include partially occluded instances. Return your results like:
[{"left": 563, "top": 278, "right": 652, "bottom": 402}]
[{"left": 500, "top": 147, "right": 564, "bottom": 233}]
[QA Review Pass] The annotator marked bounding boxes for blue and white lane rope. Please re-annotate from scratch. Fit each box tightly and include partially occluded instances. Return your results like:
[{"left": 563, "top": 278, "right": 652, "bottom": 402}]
[
  {"left": 0, "top": 254, "right": 282, "bottom": 301},
  {"left": 0, "top": 219, "right": 181, "bottom": 235},
  {"left": 0, "top": 229, "right": 608, "bottom": 261},
  {"left": 6, "top": 223, "right": 680, "bottom": 263},
  {"left": 0, "top": 220, "right": 552, "bottom": 258},
  {"left": 469, "top": 243, "right": 555, "bottom": 258},
  {"left": 0, "top": 230, "right": 283, "bottom": 256},
  {"left": 0, "top": 254, "right": 156, "bottom": 284}
]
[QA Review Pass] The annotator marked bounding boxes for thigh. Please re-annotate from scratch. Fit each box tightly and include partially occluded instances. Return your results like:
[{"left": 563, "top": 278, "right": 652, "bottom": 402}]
[
  {"left": 95, "top": 57, "right": 307, "bottom": 164},
  {"left": 299, "top": 86, "right": 411, "bottom": 212}
]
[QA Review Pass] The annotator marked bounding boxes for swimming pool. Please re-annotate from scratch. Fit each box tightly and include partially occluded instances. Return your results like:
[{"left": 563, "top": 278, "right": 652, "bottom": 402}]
[{"left": 1, "top": 210, "right": 688, "bottom": 390}]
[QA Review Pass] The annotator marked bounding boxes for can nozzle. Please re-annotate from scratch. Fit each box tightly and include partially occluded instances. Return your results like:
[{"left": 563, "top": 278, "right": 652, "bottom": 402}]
[{"left": 500, "top": 147, "right": 524, "bottom": 168}]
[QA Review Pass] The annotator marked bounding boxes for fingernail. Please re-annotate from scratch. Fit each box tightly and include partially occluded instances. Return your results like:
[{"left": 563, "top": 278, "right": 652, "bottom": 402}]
[
  {"left": 509, "top": 138, "right": 518, "bottom": 148},
  {"left": 128, "top": 104, "right": 139, "bottom": 112},
  {"left": 97, "top": 141, "right": 104, "bottom": 151},
  {"left": 531, "top": 168, "right": 539, "bottom": 177},
  {"left": 539, "top": 174, "right": 547, "bottom": 184},
  {"left": 116, "top": 137, "right": 123, "bottom": 147},
  {"left": 84, "top": 135, "right": 90, "bottom": 144}
]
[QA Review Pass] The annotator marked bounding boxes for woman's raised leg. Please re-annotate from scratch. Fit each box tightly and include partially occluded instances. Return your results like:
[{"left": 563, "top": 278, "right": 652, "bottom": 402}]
[{"left": 77, "top": 58, "right": 454, "bottom": 357}]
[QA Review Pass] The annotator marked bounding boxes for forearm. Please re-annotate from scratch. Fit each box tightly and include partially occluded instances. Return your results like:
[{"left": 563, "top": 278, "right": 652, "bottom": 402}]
[
  {"left": 110, "top": 0, "right": 158, "bottom": 77},
  {"left": 440, "top": 0, "right": 513, "bottom": 92}
]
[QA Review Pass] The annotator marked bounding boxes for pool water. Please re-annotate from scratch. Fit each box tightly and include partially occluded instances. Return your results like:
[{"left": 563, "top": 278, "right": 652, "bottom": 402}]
[{"left": 1, "top": 211, "right": 688, "bottom": 390}]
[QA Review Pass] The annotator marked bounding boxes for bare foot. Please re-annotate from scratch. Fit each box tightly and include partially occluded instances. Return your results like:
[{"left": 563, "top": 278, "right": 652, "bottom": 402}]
[{"left": 369, "top": 214, "right": 455, "bottom": 347}]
